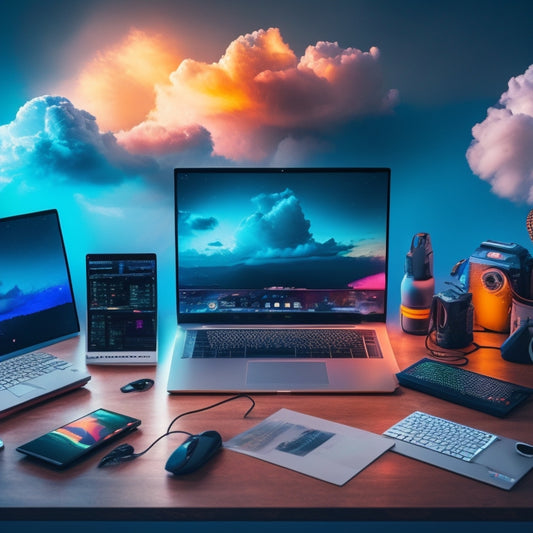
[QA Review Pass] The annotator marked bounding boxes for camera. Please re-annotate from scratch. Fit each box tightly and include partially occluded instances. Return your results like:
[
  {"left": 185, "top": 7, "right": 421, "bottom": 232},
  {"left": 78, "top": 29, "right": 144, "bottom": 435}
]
[
  {"left": 429, "top": 287, "right": 474, "bottom": 349},
  {"left": 465, "top": 241, "right": 533, "bottom": 333}
]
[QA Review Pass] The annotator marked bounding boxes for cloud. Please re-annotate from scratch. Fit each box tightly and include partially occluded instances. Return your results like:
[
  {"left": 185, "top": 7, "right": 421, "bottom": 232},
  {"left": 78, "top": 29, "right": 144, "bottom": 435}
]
[
  {"left": 0, "top": 95, "right": 156, "bottom": 186},
  {"left": 62, "top": 28, "right": 180, "bottom": 132},
  {"left": 189, "top": 188, "right": 350, "bottom": 266},
  {"left": 117, "top": 27, "right": 398, "bottom": 162},
  {"left": 466, "top": 64, "right": 533, "bottom": 204},
  {"left": 179, "top": 211, "right": 219, "bottom": 234},
  {"left": 74, "top": 193, "right": 125, "bottom": 218}
]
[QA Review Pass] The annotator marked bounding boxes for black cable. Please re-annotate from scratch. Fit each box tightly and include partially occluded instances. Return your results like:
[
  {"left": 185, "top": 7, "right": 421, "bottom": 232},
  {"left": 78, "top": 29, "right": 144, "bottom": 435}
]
[
  {"left": 166, "top": 393, "right": 255, "bottom": 434},
  {"left": 424, "top": 329, "right": 502, "bottom": 366},
  {"left": 98, "top": 393, "right": 255, "bottom": 467}
]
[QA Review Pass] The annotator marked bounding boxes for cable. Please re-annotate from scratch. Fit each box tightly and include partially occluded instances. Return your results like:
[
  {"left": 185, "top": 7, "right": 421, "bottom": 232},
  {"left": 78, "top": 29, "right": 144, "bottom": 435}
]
[
  {"left": 424, "top": 330, "right": 501, "bottom": 366},
  {"left": 98, "top": 393, "right": 255, "bottom": 467}
]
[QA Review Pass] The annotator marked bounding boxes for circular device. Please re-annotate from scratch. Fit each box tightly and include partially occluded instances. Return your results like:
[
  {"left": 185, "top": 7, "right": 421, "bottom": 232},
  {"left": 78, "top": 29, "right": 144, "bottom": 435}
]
[{"left": 482, "top": 269, "right": 506, "bottom": 292}]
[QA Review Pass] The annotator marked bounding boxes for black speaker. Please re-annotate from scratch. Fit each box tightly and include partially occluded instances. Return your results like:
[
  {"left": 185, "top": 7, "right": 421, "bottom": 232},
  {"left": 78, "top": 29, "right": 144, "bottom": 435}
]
[{"left": 429, "top": 288, "right": 473, "bottom": 349}]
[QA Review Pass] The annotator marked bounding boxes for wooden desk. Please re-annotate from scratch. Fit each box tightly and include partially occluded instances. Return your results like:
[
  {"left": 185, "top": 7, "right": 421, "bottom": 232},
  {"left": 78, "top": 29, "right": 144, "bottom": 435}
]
[{"left": 1, "top": 326, "right": 533, "bottom": 522}]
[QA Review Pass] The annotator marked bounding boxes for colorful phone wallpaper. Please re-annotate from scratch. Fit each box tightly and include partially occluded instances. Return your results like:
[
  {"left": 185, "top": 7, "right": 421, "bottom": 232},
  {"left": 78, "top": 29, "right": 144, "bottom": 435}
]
[
  {"left": 19, "top": 409, "right": 139, "bottom": 465},
  {"left": 53, "top": 411, "right": 118, "bottom": 449},
  {"left": 2, "top": 0, "right": 533, "bottom": 336}
]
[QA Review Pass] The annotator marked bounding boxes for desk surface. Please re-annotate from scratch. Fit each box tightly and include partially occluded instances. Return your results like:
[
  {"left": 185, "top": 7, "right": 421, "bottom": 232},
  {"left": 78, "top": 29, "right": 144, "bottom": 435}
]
[{"left": 1, "top": 326, "right": 533, "bottom": 522}]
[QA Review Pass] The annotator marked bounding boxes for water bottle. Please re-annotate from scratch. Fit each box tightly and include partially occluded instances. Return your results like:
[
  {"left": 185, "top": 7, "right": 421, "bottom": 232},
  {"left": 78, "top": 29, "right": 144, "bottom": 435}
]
[{"left": 400, "top": 233, "right": 435, "bottom": 335}]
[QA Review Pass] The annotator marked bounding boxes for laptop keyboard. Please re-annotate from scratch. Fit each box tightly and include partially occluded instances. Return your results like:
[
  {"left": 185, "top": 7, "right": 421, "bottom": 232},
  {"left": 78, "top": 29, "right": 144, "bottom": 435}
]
[
  {"left": 0, "top": 352, "right": 72, "bottom": 391},
  {"left": 184, "top": 328, "right": 383, "bottom": 359},
  {"left": 383, "top": 411, "right": 498, "bottom": 462}
]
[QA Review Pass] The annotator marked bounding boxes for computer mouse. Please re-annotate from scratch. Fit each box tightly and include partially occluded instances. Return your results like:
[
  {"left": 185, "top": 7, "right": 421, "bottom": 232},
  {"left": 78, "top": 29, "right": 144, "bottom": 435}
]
[
  {"left": 165, "top": 430, "right": 222, "bottom": 475},
  {"left": 120, "top": 378, "right": 154, "bottom": 393},
  {"left": 515, "top": 442, "right": 533, "bottom": 457}
]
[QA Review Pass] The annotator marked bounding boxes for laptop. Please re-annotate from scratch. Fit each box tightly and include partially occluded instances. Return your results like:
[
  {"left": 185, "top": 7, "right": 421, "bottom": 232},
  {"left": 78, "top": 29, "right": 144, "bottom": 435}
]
[
  {"left": 85, "top": 253, "right": 158, "bottom": 365},
  {"left": 0, "top": 210, "right": 91, "bottom": 418},
  {"left": 167, "top": 168, "right": 400, "bottom": 393}
]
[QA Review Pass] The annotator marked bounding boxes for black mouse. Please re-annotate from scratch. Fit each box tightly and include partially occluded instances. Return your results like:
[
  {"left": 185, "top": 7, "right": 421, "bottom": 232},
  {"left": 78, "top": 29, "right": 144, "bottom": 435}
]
[
  {"left": 165, "top": 430, "right": 222, "bottom": 475},
  {"left": 516, "top": 442, "right": 533, "bottom": 457},
  {"left": 120, "top": 378, "right": 154, "bottom": 393}
]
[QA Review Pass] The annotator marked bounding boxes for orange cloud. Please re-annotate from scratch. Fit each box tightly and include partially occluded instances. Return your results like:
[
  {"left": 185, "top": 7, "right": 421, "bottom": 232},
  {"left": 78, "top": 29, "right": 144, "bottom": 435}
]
[
  {"left": 117, "top": 27, "right": 397, "bottom": 162},
  {"left": 68, "top": 28, "right": 179, "bottom": 132},
  {"left": 68, "top": 26, "right": 397, "bottom": 162}
]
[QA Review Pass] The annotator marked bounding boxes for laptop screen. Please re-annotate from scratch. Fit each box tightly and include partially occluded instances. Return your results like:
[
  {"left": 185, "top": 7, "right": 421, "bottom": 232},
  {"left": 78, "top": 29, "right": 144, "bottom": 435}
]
[
  {"left": 0, "top": 210, "right": 80, "bottom": 359},
  {"left": 175, "top": 168, "right": 390, "bottom": 325}
]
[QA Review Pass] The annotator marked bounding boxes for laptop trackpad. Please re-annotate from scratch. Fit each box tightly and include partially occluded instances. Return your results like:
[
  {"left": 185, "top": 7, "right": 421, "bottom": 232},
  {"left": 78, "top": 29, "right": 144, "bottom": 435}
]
[{"left": 246, "top": 361, "right": 329, "bottom": 386}]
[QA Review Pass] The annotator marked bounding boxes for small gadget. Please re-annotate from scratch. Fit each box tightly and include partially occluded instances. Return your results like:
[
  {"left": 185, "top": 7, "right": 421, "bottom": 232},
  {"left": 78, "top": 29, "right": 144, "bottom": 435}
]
[
  {"left": 16, "top": 408, "right": 141, "bottom": 468},
  {"left": 501, "top": 318, "right": 533, "bottom": 364},
  {"left": 383, "top": 411, "right": 533, "bottom": 490},
  {"left": 0, "top": 210, "right": 91, "bottom": 419},
  {"left": 396, "top": 358, "right": 533, "bottom": 416},
  {"left": 86, "top": 253, "right": 157, "bottom": 365},
  {"left": 516, "top": 442, "right": 533, "bottom": 457},
  {"left": 120, "top": 378, "right": 154, "bottom": 393},
  {"left": 428, "top": 286, "right": 474, "bottom": 349},
  {"left": 165, "top": 430, "right": 222, "bottom": 475},
  {"left": 400, "top": 232, "right": 435, "bottom": 335},
  {"left": 454, "top": 241, "right": 533, "bottom": 333},
  {"left": 169, "top": 167, "right": 400, "bottom": 393}
]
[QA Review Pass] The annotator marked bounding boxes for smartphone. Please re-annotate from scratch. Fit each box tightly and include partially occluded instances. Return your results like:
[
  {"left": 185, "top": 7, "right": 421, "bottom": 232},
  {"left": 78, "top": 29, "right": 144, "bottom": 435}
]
[
  {"left": 16, "top": 408, "right": 141, "bottom": 468},
  {"left": 86, "top": 253, "right": 157, "bottom": 365}
]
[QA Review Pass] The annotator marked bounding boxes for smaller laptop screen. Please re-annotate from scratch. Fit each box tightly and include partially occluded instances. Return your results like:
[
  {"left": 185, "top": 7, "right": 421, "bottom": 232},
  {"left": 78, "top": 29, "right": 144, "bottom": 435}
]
[
  {"left": 86, "top": 254, "right": 157, "bottom": 352},
  {"left": 0, "top": 210, "right": 80, "bottom": 359},
  {"left": 175, "top": 168, "right": 390, "bottom": 325}
]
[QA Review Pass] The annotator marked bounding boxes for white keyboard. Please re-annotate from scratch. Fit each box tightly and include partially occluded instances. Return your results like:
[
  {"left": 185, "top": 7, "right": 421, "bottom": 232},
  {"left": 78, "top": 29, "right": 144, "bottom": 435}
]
[{"left": 383, "top": 411, "right": 498, "bottom": 462}]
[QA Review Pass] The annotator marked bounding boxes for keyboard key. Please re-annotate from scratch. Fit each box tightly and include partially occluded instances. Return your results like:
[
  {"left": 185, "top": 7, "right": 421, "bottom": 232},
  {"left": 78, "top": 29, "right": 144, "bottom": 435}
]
[
  {"left": 383, "top": 411, "right": 498, "bottom": 462},
  {"left": 185, "top": 328, "right": 383, "bottom": 359}
]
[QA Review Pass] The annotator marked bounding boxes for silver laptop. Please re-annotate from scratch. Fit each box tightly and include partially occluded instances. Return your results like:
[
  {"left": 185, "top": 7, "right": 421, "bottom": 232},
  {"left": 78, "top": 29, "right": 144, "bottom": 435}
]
[
  {"left": 0, "top": 210, "right": 91, "bottom": 418},
  {"left": 167, "top": 168, "right": 400, "bottom": 393}
]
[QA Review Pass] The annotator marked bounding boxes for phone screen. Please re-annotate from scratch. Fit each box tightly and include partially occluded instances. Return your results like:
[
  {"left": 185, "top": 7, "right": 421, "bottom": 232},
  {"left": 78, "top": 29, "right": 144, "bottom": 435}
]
[{"left": 16, "top": 408, "right": 141, "bottom": 467}]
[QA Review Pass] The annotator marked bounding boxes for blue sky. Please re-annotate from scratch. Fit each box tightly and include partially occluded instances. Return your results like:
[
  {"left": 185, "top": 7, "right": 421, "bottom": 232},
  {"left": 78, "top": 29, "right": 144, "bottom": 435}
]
[{"left": 2, "top": 0, "right": 533, "bottom": 321}]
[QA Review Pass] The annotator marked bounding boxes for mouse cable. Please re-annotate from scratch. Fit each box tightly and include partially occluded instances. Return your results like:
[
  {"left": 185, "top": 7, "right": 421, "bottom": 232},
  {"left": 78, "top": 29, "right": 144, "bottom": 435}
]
[
  {"left": 98, "top": 393, "right": 255, "bottom": 467},
  {"left": 165, "top": 393, "right": 255, "bottom": 434}
]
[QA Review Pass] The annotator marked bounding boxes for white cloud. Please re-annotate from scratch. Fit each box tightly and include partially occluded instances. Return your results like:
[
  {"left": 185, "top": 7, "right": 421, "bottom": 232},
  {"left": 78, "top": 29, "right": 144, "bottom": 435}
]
[
  {"left": 466, "top": 65, "right": 533, "bottom": 204},
  {"left": 0, "top": 95, "right": 156, "bottom": 185}
]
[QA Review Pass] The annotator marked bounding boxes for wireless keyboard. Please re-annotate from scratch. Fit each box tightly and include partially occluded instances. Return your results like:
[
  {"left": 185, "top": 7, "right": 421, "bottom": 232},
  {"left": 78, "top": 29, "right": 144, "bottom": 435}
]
[
  {"left": 396, "top": 358, "right": 533, "bottom": 417},
  {"left": 383, "top": 411, "right": 498, "bottom": 462}
]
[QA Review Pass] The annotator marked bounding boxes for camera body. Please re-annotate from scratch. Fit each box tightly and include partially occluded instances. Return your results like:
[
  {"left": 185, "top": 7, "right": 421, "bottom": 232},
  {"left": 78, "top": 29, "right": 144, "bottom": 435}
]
[
  {"left": 467, "top": 241, "right": 532, "bottom": 333},
  {"left": 429, "top": 287, "right": 474, "bottom": 349}
]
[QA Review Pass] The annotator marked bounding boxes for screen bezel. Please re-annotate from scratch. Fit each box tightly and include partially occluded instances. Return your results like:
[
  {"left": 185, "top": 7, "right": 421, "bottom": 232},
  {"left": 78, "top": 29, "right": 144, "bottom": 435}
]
[{"left": 174, "top": 167, "right": 390, "bottom": 325}]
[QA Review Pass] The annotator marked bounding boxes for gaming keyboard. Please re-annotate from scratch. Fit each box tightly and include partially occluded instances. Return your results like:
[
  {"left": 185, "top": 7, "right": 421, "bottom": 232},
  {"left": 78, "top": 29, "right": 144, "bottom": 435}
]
[
  {"left": 383, "top": 411, "right": 498, "bottom": 462},
  {"left": 184, "top": 328, "right": 383, "bottom": 359},
  {"left": 396, "top": 358, "right": 533, "bottom": 417}
]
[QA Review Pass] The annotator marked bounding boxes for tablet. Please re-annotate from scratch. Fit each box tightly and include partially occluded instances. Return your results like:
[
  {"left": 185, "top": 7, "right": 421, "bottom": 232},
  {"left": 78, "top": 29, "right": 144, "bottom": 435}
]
[{"left": 86, "top": 253, "right": 157, "bottom": 364}]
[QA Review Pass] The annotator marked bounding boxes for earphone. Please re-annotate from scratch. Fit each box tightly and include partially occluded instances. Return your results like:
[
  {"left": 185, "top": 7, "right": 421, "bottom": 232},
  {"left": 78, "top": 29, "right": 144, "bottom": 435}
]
[{"left": 98, "top": 393, "right": 255, "bottom": 467}]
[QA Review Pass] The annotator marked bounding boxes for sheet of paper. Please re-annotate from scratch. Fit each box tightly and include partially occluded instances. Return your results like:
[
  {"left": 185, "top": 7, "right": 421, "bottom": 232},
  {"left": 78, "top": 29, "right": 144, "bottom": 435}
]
[{"left": 224, "top": 408, "right": 394, "bottom": 486}]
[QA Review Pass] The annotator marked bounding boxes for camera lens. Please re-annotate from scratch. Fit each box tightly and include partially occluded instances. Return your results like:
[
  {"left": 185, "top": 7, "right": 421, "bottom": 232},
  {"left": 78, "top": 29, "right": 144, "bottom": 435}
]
[{"left": 482, "top": 269, "right": 505, "bottom": 292}]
